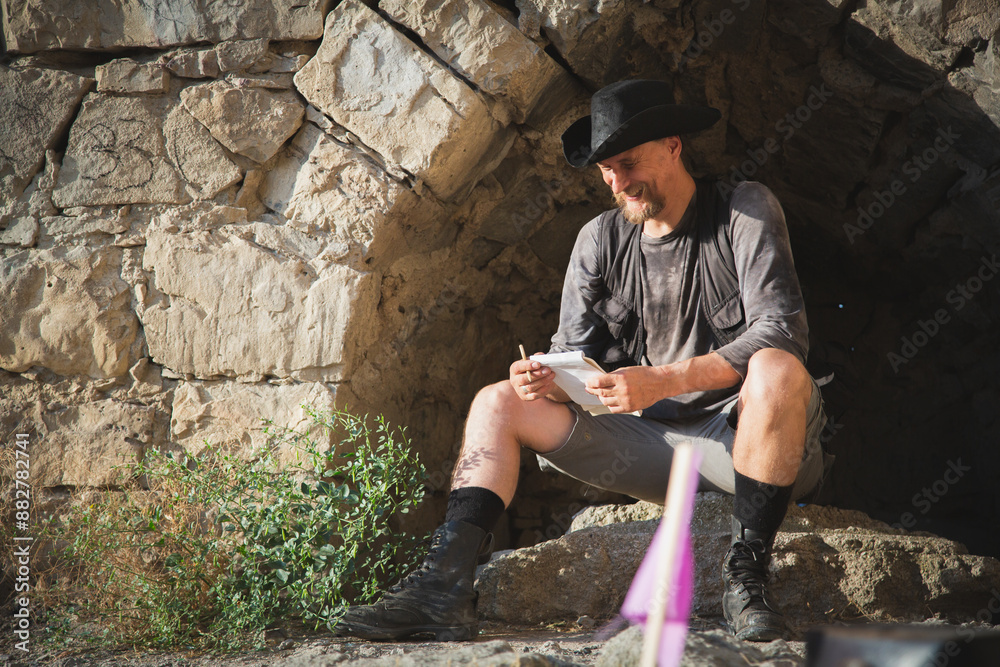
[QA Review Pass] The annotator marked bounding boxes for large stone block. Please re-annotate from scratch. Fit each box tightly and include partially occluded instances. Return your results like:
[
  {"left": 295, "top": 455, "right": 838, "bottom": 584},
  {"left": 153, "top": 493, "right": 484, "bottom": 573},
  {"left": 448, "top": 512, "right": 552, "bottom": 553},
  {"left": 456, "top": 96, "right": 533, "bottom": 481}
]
[
  {"left": 164, "top": 47, "right": 220, "bottom": 79},
  {"left": 477, "top": 518, "right": 653, "bottom": 623},
  {"left": 163, "top": 104, "right": 243, "bottom": 200},
  {"left": 944, "top": 0, "right": 1000, "bottom": 44},
  {"left": 179, "top": 80, "right": 304, "bottom": 163},
  {"left": 0, "top": 216, "right": 39, "bottom": 247},
  {"left": 52, "top": 94, "right": 189, "bottom": 207},
  {"left": 940, "top": 38, "right": 1000, "bottom": 159},
  {"left": 261, "top": 121, "right": 443, "bottom": 255},
  {"left": 380, "top": 0, "right": 568, "bottom": 124},
  {"left": 866, "top": 0, "right": 1000, "bottom": 46},
  {"left": 170, "top": 380, "right": 337, "bottom": 465},
  {"left": 294, "top": 1, "right": 513, "bottom": 201},
  {"left": 1, "top": 147, "right": 58, "bottom": 248},
  {"left": 32, "top": 399, "right": 158, "bottom": 487},
  {"left": 215, "top": 38, "right": 271, "bottom": 73},
  {"left": 516, "top": 0, "right": 633, "bottom": 88},
  {"left": 1, "top": 0, "right": 331, "bottom": 53},
  {"left": 0, "top": 66, "right": 92, "bottom": 201},
  {"left": 140, "top": 221, "right": 377, "bottom": 382},
  {"left": 95, "top": 58, "right": 169, "bottom": 94},
  {"left": 0, "top": 246, "right": 142, "bottom": 379},
  {"left": 847, "top": 2, "right": 961, "bottom": 89}
]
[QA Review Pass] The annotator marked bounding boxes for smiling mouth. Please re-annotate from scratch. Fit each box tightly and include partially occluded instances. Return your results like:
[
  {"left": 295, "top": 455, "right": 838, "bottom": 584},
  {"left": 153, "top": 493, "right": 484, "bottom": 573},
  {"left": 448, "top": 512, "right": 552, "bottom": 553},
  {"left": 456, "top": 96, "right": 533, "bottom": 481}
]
[
  {"left": 620, "top": 186, "right": 645, "bottom": 204},
  {"left": 615, "top": 185, "right": 664, "bottom": 224}
]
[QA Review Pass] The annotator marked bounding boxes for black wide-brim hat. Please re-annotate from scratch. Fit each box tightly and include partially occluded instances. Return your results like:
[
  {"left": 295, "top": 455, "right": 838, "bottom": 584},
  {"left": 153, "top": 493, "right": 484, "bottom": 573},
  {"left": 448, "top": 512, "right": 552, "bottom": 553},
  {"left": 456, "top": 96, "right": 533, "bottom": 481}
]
[{"left": 562, "top": 79, "right": 722, "bottom": 168}]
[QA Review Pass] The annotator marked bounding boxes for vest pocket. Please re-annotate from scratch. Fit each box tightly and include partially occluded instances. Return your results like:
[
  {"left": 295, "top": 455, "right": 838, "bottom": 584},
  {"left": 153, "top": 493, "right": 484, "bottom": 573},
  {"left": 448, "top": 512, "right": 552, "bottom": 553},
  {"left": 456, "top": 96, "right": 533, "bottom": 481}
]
[
  {"left": 593, "top": 293, "right": 641, "bottom": 368},
  {"left": 594, "top": 293, "right": 636, "bottom": 340},
  {"left": 707, "top": 289, "right": 747, "bottom": 344}
]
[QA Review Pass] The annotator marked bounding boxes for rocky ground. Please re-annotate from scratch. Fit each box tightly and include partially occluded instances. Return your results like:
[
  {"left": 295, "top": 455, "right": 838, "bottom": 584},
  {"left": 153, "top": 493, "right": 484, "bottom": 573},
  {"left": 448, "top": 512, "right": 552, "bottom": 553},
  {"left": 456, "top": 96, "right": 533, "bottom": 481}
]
[
  {"left": 8, "top": 619, "right": 1000, "bottom": 667},
  {"left": 10, "top": 618, "right": 997, "bottom": 667},
  {"left": 4, "top": 496, "right": 998, "bottom": 666},
  {"left": 0, "top": 618, "right": 812, "bottom": 667}
]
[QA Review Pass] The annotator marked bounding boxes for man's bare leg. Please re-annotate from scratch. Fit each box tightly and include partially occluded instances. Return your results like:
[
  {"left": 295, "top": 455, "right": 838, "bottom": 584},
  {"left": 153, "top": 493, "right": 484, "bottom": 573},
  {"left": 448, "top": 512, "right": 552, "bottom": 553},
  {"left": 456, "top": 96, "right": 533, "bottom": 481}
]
[
  {"left": 451, "top": 380, "right": 577, "bottom": 504},
  {"left": 733, "top": 348, "right": 811, "bottom": 485},
  {"left": 335, "top": 379, "right": 575, "bottom": 641},
  {"left": 725, "top": 347, "right": 813, "bottom": 641}
]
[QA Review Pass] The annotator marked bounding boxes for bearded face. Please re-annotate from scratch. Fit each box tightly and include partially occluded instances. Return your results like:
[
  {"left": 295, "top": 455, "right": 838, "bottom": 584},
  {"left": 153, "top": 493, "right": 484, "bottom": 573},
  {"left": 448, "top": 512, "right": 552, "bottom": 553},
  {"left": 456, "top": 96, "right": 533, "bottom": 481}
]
[{"left": 613, "top": 184, "right": 666, "bottom": 225}]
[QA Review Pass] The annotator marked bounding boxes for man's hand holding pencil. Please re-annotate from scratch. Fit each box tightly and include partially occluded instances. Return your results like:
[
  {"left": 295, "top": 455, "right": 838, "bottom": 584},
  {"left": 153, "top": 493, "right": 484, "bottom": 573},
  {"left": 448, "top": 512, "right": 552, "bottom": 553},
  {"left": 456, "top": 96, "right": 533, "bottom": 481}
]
[{"left": 510, "top": 344, "right": 556, "bottom": 401}]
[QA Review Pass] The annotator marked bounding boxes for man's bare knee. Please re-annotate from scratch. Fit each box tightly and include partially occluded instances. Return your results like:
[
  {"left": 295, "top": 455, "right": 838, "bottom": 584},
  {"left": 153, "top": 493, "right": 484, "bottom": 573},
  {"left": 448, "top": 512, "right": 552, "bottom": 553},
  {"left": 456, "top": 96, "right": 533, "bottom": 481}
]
[
  {"left": 742, "top": 348, "right": 811, "bottom": 410},
  {"left": 466, "top": 381, "right": 574, "bottom": 455},
  {"left": 469, "top": 381, "right": 520, "bottom": 421}
]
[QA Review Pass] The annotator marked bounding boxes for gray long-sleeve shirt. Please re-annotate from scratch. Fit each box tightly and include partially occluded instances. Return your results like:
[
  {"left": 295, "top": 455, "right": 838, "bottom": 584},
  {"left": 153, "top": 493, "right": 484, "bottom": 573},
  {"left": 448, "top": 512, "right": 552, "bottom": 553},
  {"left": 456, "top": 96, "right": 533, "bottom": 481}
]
[{"left": 550, "top": 181, "right": 809, "bottom": 421}]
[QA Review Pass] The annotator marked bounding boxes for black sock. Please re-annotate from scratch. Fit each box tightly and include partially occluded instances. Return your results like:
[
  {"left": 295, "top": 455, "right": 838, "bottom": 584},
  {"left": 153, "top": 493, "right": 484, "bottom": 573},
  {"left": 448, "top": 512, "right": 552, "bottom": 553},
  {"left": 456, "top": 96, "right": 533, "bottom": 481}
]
[
  {"left": 733, "top": 471, "right": 793, "bottom": 535},
  {"left": 444, "top": 487, "right": 506, "bottom": 533}
]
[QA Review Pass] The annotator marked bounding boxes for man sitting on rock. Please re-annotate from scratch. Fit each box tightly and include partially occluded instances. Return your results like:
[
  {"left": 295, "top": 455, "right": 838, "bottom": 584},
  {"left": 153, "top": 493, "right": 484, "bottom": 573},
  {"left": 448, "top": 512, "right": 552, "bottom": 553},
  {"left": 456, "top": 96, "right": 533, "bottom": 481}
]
[{"left": 336, "top": 79, "right": 831, "bottom": 643}]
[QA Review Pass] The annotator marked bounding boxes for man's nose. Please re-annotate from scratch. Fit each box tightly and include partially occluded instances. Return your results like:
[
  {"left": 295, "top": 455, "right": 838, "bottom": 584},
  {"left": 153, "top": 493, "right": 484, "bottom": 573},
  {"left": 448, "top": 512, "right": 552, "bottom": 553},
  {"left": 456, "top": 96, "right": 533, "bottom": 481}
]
[{"left": 607, "top": 170, "right": 629, "bottom": 194}]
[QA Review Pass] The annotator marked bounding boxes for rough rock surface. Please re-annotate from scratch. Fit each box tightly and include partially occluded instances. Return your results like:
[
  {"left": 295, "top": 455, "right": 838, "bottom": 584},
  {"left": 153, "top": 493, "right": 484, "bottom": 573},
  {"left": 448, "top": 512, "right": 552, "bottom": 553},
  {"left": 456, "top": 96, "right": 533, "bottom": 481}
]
[
  {"left": 476, "top": 518, "right": 653, "bottom": 624},
  {"left": 569, "top": 500, "right": 664, "bottom": 530},
  {"left": 0, "top": 246, "right": 142, "bottom": 378},
  {"left": 216, "top": 38, "right": 272, "bottom": 73},
  {"left": 596, "top": 625, "right": 806, "bottom": 667},
  {"left": 0, "top": 365, "right": 172, "bottom": 488},
  {"left": 381, "top": 0, "right": 572, "bottom": 124},
  {"left": 180, "top": 80, "right": 304, "bottom": 163},
  {"left": 139, "top": 218, "right": 376, "bottom": 382},
  {"left": 163, "top": 104, "right": 243, "bottom": 200},
  {"left": 515, "top": 0, "right": 637, "bottom": 88},
  {"left": 53, "top": 94, "right": 189, "bottom": 207},
  {"left": 1, "top": 0, "right": 331, "bottom": 53},
  {"left": 170, "top": 380, "right": 337, "bottom": 465},
  {"left": 0, "top": 214, "right": 39, "bottom": 247},
  {"left": 294, "top": 0, "right": 514, "bottom": 201},
  {"left": 261, "top": 121, "right": 442, "bottom": 254},
  {"left": 477, "top": 495, "right": 1000, "bottom": 628},
  {"left": 164, "top": 47, "right": 222, "bottom": 79},
  {"left": 0, "top": 65, "right": 92, "bottom": 202},
  {"left": 32, "top": 399, "right": 158, "bottom": 486},
  {"left": 0, "top": 145, "right": 58, "bottom": 248},
  {"left": 853, "top": 1, "right": 962, "bottom": 75},
  {"left": 95, "top": 58, "right": 170, "bottom": 94},
  {"left": 287, "top": 640, "right": 572, "bottom": 667}
]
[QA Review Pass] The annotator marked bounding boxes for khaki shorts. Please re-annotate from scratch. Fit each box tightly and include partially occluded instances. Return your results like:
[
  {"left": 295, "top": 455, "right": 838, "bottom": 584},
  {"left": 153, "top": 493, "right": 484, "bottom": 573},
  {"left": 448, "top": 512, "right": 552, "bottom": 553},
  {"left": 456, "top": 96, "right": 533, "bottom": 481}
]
[{"left": 536, "top": 378, "right": 832, "bottom": 504}]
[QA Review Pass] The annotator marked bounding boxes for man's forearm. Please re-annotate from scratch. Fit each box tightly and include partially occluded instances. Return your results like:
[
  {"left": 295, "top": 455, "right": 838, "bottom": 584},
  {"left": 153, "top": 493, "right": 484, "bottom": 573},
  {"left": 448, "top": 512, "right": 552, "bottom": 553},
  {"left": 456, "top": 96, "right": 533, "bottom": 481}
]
[
  {"left": 660, "top": 351, "right": 741, "bottom": 397},
  {"left": 585, "top": 352, "right": 742, "bottom": 414}
]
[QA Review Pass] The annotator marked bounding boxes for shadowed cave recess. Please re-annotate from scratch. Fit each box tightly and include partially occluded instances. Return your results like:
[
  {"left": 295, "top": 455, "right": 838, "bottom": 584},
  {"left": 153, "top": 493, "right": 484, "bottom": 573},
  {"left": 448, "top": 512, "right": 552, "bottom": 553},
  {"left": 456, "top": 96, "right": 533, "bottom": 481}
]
[{"left": 1, "top": 0, "right": 999, "bottom": 562}]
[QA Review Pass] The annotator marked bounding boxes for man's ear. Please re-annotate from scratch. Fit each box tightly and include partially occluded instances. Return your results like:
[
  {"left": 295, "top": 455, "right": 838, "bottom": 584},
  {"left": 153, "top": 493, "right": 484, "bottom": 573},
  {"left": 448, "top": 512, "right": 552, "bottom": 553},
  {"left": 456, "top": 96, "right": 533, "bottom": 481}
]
[{"left": 665, "top": 135, "right": 683, "bottom": 157}]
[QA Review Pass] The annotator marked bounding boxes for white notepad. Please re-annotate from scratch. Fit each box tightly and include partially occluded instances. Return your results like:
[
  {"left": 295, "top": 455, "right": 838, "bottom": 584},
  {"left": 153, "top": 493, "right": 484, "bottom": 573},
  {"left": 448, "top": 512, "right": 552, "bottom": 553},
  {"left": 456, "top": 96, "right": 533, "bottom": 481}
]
[{"left": 529, "top": 350, "right": 615, "bottom": 416}]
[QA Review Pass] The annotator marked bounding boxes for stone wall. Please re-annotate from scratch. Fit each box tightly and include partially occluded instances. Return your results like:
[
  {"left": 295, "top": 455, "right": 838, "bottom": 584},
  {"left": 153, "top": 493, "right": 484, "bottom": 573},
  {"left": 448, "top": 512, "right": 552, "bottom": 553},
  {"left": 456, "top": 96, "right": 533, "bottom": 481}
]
[{"left": 1, "top": 0, "right": 999, "bottom": 556}]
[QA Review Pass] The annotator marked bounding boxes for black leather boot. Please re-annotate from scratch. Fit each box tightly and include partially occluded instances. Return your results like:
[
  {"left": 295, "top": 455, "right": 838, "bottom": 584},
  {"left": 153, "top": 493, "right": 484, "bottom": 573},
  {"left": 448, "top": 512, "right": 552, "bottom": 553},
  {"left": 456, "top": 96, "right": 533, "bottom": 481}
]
[
  {"left": 721, "top": 516, "right": 787, "bottom": 642},
  {"left": 334, "top": 521, "right": 493, "bottom": 641}
]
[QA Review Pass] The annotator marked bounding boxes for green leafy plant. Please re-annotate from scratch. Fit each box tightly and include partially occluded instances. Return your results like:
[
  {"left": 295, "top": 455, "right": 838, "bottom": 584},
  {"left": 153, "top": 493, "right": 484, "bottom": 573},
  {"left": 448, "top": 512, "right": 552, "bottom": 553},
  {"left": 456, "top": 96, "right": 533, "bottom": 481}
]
[{"left": 40, "top": 408, "right": 427, "bottom": 650}]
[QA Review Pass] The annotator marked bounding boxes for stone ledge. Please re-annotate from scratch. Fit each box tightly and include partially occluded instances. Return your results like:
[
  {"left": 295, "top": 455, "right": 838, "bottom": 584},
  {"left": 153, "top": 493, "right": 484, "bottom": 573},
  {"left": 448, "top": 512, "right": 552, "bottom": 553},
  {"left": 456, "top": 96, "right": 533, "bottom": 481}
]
[{"left": 476, "top": 494, "right": 1000, "bottom": 628}]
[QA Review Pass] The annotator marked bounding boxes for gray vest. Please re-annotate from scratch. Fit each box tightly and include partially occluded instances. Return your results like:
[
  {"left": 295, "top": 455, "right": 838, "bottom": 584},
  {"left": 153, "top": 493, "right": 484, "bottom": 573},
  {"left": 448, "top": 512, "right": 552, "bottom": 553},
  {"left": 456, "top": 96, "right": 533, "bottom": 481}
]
[{"left": 591, "top": 180, "right": 747, "bottom": 370}]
